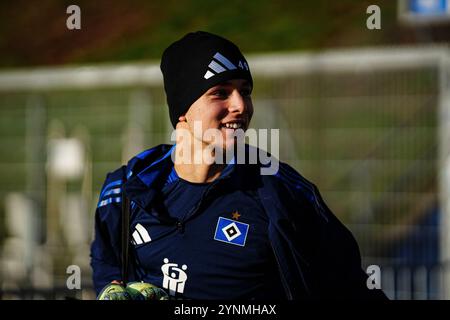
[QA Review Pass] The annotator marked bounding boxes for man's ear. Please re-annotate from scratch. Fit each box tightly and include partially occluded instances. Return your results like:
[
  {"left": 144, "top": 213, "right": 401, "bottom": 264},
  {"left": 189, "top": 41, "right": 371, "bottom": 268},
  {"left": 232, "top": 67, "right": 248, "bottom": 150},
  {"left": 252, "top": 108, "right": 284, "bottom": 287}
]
[{"left": 176, "top": 115, "right": 189, "bottom": 130}]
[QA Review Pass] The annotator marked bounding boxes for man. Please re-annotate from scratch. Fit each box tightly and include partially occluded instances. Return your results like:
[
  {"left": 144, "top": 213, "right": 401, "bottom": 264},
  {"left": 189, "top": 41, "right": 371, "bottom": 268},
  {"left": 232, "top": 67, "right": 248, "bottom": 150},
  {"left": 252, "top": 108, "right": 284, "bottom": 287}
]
[{"left": 90, "top": 31, "right": 387, "bottom": 300}]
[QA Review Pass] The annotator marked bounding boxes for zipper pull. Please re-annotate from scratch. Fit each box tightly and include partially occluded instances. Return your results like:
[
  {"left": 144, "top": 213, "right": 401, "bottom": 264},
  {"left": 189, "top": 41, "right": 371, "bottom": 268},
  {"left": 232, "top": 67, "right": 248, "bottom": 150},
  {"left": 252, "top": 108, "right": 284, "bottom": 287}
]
[{"left": 176, "top": 220, "right": 185, "bottom": 233}]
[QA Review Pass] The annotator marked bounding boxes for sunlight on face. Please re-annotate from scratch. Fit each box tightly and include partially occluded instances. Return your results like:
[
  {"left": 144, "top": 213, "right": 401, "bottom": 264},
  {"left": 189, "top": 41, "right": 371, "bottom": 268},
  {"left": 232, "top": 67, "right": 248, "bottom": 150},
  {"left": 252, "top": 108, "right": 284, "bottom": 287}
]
[{"left": 181, "top": 79, "right": 254, "bottom": 151}]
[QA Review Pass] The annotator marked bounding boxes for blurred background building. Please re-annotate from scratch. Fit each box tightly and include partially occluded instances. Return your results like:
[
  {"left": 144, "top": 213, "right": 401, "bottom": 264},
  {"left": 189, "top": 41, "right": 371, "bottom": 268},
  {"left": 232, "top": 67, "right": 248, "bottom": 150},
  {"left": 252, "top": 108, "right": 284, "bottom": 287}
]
[{"left": 0, "top": 0, "right": 450, "bottom": 299}]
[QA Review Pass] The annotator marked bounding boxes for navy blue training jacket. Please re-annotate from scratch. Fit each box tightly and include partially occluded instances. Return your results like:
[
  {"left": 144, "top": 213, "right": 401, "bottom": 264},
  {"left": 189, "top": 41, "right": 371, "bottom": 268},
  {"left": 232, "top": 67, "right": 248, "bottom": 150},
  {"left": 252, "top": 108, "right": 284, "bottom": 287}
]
[{"left": 90, "top": 144, "right": 387, "bottom": 300}]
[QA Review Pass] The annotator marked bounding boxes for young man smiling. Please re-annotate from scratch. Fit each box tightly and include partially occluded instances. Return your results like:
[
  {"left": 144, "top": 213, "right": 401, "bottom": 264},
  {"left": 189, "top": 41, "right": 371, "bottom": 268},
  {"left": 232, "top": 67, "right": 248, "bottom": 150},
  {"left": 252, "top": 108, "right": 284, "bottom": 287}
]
[
  {"left": 90, "top": 31, "right": 387, "bottom": 300},
  {"left": 173, "top": 77, "right": 253, "bottom": 183}
]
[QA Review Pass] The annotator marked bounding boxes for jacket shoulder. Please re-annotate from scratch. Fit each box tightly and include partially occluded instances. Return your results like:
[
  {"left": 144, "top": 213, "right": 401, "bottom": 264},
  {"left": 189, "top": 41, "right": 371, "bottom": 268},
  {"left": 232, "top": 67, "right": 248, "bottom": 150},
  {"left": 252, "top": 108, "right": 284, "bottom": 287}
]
[
  {"left": 96, "top": 144, "right": 173, "bottom": 209},
  {"left": 273, "top": 162, "right": 319, "bottom": 202},
  {"left": 267, "top": 161, "right": 330, "bottom": 222},
  {"left": 96, "top": 166, "right": 126, "bottom": 210}
]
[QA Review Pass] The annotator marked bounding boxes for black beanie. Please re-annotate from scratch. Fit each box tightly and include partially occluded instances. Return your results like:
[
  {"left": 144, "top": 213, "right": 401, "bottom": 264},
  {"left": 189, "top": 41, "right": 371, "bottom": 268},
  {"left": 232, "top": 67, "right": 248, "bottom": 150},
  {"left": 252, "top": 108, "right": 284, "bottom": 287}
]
[{"left": 160, "top": 31, "right": 253, "bottom": 128}]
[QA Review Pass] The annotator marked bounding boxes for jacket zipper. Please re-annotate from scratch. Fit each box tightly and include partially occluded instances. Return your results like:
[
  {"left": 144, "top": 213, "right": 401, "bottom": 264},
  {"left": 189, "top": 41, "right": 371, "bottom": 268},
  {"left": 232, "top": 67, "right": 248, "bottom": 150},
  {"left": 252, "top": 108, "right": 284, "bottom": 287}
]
[{"left": 182, "top": 179, "right": 222, "bottom": 222}]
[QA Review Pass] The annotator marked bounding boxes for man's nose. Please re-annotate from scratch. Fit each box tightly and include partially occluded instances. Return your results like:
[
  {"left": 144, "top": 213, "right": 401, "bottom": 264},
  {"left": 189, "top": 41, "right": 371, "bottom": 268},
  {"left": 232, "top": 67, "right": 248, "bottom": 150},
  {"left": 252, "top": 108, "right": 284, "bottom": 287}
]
[{"left": 228, "top": 90, "right": 246, "bottom": 114}]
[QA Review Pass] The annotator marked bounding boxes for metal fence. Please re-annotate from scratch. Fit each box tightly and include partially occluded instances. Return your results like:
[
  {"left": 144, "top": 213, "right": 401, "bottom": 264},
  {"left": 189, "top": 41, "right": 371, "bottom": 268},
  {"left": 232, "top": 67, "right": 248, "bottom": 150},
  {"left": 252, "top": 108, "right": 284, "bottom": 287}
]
[{"left": 0, "top": 46, "right": 449, "bottom": 299}]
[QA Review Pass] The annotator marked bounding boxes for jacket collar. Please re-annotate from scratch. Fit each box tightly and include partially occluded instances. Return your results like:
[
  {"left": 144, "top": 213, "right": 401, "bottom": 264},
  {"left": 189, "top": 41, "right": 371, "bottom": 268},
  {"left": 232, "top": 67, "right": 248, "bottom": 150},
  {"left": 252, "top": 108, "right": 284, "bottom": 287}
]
[
  {"left": 123, "top": 144, "right": 238, "bottom": 212},
  {"left": 122, "top": 145, "right": 174, "bottom": 213}
]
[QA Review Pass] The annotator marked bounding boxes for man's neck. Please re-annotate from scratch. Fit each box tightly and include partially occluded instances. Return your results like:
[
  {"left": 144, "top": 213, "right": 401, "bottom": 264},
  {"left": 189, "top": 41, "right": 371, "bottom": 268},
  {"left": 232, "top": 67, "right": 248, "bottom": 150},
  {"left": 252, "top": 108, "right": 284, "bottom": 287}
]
[{"left": 173, "top": 144, "right": 226, "bottom": 183}]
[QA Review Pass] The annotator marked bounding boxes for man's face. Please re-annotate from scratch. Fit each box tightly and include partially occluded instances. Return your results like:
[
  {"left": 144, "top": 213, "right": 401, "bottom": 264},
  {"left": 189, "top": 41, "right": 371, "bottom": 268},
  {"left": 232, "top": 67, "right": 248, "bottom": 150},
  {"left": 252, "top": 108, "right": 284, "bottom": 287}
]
[{"left": 178, "top": 79, "right": 254, "bottom": 151}]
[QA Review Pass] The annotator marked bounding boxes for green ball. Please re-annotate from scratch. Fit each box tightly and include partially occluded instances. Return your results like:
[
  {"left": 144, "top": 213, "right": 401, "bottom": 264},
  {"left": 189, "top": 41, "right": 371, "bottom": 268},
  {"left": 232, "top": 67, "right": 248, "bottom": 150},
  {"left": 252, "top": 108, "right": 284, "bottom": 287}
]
[
  {"left": 126, "top": 282, "right": 169, "bottom": 300},
  {"left": 97, "top": 283, "right": 132, "bottom": 300}
]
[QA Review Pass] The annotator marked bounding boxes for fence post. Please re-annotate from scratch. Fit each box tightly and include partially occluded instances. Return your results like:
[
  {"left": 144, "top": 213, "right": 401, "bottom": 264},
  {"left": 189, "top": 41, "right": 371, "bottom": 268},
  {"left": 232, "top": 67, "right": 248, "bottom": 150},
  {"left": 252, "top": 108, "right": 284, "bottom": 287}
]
[
  {"left": 438, "top": 51, "right": 450, "bottom": 300},
  {"left": 25, "top": 94, "right": 47, "bottom": 279}
]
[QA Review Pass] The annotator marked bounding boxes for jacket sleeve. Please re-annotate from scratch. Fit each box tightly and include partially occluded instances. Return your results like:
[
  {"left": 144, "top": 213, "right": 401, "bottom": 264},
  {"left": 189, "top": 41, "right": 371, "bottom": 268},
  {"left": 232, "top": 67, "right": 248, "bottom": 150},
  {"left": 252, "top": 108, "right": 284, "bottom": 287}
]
[
  {"left": 90, "top": 169, "right": 125, "bottom": 295},
  {"left": 275, "top": 162, "right": 388, "bottom": 300}
]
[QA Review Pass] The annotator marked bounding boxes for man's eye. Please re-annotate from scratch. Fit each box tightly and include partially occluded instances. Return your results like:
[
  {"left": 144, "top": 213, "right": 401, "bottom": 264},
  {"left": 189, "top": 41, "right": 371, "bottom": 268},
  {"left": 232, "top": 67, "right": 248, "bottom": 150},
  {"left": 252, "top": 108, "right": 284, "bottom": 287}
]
[{"left": 213, "top": 89, "right": 228, "bottom": 98}]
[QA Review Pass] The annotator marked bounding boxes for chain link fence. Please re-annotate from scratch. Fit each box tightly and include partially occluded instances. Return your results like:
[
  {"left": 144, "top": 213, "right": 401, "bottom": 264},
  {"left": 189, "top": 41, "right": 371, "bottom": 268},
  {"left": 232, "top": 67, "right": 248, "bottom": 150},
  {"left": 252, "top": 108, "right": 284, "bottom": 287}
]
[{"left": 0, "top": 46, "right": 449, "bottom": 299}]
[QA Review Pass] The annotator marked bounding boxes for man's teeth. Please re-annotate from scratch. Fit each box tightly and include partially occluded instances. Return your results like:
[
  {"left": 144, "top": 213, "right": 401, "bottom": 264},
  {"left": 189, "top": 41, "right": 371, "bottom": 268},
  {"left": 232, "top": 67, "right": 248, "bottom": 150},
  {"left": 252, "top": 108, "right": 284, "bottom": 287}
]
[{"left": 224, "top": 123, "right": 242, "bottom": 129}]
